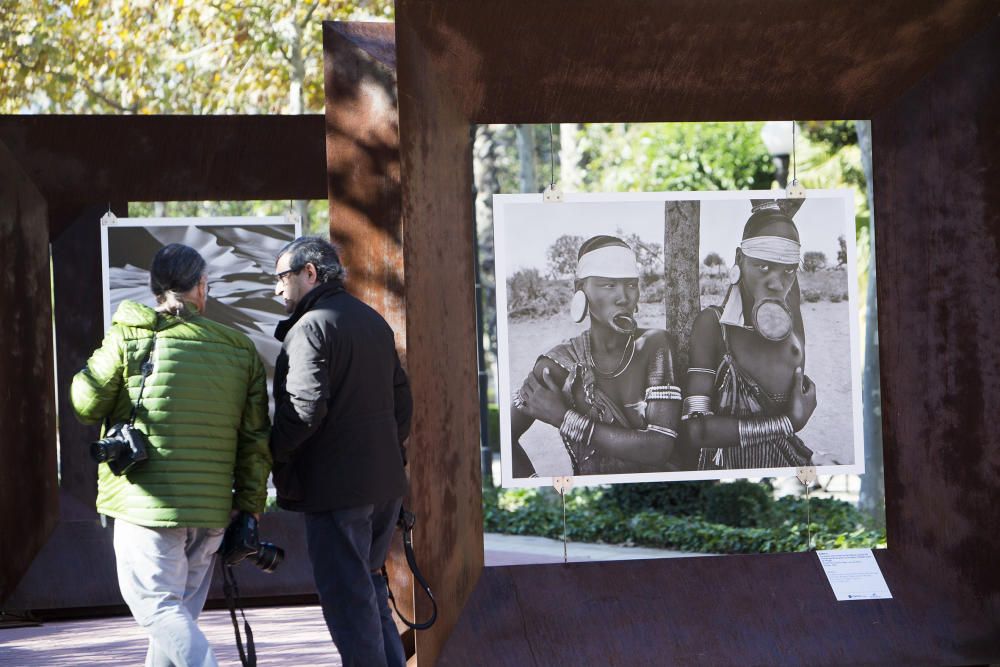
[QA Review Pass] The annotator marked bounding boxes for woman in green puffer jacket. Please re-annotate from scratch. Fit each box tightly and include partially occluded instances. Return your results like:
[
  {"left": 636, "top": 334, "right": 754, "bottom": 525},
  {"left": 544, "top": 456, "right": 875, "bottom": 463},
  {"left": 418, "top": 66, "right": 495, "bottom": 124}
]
[{"left": 71, "top": 243, "right": 271, "bottom": 667}]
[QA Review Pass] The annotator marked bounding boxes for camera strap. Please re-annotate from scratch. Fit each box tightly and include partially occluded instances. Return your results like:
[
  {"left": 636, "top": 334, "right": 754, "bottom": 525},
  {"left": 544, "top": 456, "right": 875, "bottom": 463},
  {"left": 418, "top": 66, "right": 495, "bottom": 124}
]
[
  {"left": 381, "top": 505, "right": 438, "bottom": 631},
  {"left": 220, "top": 560, "right": 257, "bottom": 667},
  {"left": 127, "top": 331, "right": 158, "bottom": 427}
]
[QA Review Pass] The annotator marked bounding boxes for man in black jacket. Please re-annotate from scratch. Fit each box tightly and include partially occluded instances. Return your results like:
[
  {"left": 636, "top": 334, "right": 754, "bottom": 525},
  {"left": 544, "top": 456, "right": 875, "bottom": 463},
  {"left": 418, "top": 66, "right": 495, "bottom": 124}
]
[{"left": 270, "top": 237, "right": 411, "bottom": 667}]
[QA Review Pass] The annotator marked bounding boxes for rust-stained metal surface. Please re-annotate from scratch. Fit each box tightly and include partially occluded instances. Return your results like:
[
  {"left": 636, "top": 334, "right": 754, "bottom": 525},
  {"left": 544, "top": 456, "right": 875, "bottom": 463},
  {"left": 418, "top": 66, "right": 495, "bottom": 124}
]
[
  {"left": 324, "top": 22, "right": 405, "bottom": 339},
  {"left": 394, "top": 0, "right": 1000, "bottom": 663},
  {"left": 0, "top": 114, "right": 329, "bottom": 612},
  {"left": 0, "top": 141, "right": 58, "bottom": 606},
  {"left": 323, "top": 21, "right": 416, "bottom": 649},
  {"left": 397, "top": 0, "right": 996, "bottom": 124},
  {"left": 0, "top": 115, "right": 327, "bottom": 233},
  {"left": 49, "top": 207, "right": 109, "bottom": 514},
  {"left": 872, "top": 14, "right": 1000, "bottom": 631},
  {"left": 395, "top": 12, "right": 485, "bottom": 666}
]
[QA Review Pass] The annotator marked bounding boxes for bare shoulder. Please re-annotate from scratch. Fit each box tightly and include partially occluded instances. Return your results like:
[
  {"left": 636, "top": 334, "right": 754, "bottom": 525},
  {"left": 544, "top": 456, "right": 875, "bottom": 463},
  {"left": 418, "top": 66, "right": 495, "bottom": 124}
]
[{"left": 689, "top": 308, "right": 724, "bottom": 358}]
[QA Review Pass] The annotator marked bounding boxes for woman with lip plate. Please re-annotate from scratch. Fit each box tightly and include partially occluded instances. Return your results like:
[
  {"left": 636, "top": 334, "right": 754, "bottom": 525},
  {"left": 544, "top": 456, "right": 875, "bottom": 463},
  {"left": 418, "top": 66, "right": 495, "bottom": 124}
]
[
  {"left": 510, "top": 235, "right": 682, "bottom": 477},
  {"left": 682, "top": 200, "right": 817, "bottom": 471}
]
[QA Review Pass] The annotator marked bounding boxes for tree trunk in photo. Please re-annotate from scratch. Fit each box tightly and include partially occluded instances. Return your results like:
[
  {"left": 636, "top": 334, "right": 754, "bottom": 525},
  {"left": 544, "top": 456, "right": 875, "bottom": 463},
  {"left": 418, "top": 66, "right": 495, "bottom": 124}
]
[
  {"left": 855, "top": 120, "right": 885, "bottom": 528},
  {"left": 663, "top": 200, "right": 701, "bottom": 373}
]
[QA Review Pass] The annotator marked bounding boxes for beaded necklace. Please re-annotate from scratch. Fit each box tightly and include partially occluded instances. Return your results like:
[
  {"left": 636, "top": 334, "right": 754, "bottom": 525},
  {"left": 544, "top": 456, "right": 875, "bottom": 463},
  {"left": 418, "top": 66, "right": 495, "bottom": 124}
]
[{"left": 586, "top": 331, "right": 635, "bottom": 379}]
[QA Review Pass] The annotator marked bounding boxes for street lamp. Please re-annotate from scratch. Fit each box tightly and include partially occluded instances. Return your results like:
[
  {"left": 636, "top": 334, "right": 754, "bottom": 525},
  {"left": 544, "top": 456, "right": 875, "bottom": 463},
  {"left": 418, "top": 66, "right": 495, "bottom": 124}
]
[{"left": 761, "top": 121, "right": 794, "bottom": 189}]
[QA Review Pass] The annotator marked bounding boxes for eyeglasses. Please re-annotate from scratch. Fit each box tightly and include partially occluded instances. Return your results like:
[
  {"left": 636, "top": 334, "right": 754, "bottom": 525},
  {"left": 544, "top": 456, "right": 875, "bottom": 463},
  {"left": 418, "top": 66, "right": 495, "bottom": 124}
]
[{"left": 275, "top": 267, "right": 302, "bottom": 283}]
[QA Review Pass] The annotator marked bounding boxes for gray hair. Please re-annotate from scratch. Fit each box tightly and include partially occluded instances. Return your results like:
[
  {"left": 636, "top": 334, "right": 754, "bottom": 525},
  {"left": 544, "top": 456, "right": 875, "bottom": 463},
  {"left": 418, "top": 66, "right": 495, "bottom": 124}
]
[
  {"left": 277, "top": 236, "right": 347, "bottom": 284},
  {"left": 150, "top": 243, "right": 206, "bottom": 315}
]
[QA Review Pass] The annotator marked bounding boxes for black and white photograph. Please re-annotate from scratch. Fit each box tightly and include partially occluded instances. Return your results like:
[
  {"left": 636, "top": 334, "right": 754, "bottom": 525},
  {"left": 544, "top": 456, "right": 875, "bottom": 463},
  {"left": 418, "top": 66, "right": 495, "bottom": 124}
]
[
  {"left": 102, "top": 215, "right": 301, "bottom": 394},
  {"left": 495, "top": 191, "right": 862, "bottom": 487}
]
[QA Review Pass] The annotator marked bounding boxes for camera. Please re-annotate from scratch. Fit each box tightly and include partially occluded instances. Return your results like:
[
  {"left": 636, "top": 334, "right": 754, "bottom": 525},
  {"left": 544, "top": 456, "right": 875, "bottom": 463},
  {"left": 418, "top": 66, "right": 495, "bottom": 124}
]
[
  {"left": 90, "top": 423, "right": 150, "bottom": 476},
  {"left": 221, "top": 511, "right": 284, "bottom": 573}
]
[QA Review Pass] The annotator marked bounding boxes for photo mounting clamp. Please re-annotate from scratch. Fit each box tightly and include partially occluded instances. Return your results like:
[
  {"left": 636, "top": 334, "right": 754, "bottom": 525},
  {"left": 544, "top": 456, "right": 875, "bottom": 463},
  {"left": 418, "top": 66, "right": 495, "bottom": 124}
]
[
  {"left": 101, "top": 211, "right": 118, "bottom": 226},
  {"left": 553, "top": 475, "right": 574, "bottom": 562},
  {"left": 786, "top": 179, "right": 807, "bottom": 199},
  {"left": 544, "top": 183, "right": 564, "bottom": 203}
]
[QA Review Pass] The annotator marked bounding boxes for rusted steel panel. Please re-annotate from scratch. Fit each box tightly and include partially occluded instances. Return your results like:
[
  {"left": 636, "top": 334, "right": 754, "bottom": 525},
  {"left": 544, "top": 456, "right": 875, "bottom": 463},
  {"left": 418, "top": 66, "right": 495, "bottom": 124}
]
[
  {"left": 440, "top": 553, "right": 989, "bottom": 666},
  {"left": 0, "top": 140, "right": 58, "bottom": 605},
  {"left": 394, "top": 1, "right": 1000, "bottom": 664},
  {"left": 49, "top": 207, "right": 109, "bottom": 513},
  {"left": 395, "top": 14, "right": 486, "bottom": 666},
  {"left": 324, "top": 21, "right": 416, "bottom": 639},
  {"left": 872, "top": 16, "right": 1000, "bottom": 621},
  {"left": 324, "top": 22, "right": 406, "bottom": 339},
  {"left": 396, "top": 0, "right": 995, "bottom": 124},
  {"left": 0, "top": 115, "right": 327, "bottom": 236}
]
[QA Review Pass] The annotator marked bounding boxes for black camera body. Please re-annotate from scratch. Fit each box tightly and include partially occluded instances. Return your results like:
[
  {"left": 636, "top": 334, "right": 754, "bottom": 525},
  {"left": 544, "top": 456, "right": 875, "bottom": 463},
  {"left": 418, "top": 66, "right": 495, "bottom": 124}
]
[
  {"left": 221, "top": 511, "right": 284, "bottom": 573},
  {"left": 90, "top": 422, "right": 150, "bottom": 476}
]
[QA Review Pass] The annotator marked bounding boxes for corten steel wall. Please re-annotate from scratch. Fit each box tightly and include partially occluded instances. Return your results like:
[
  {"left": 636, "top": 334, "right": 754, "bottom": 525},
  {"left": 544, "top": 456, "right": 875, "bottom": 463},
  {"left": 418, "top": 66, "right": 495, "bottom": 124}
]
[
  {"left": 323, "top": 22, "right": 417, "bottom": 652},
  {"left": 0, "top": 141, "right": 58, "bottom": 606},
  {"left": 392, "top": 1, "right": 1000, "bottom": 664},
  {"left": 0, "top": 115, "right": 328, "bottom": 611}
]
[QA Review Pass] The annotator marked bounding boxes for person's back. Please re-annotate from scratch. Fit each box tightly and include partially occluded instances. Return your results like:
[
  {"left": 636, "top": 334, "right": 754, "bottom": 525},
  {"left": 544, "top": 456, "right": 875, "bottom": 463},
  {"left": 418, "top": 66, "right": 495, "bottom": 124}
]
[
  {"left": 270, "top": 236, "right": 411, "bottom": 667},
  {"left": 72, "top": 299, "right": 270, "bottom": 527},
  {"left": 271, "top": 284, "right": 408, "bottom": 512},
  {"left": 70, "top": 243, "right": 271, "bottom": 667}
]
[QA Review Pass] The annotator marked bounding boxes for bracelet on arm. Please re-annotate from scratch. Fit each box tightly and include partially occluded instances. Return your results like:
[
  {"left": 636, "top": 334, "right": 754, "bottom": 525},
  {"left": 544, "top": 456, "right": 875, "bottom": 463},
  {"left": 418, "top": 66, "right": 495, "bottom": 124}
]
[
  {"left": 687, "top": 367, "right": 717, "bottom": 377},
  {"left": 737, "top": 416, "right": 794, "bottom": 449},
  {"left": 644, "top": 385, "right": 682, "bottom": 402},
  {"left": 559, "top": 410, "right": 595, "bottom": 468},
  {"left": 644, "top": 424, "right": 678, "bottom": 439},
  {"left": 681, "top": 395, "right": 714, "bottom": 421}
]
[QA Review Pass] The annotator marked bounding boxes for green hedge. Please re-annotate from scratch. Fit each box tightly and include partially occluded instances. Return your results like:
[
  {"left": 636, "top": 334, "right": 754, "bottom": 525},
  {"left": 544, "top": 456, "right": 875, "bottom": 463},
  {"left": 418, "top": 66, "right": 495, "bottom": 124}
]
[{"left": 483, "top": 483, "right": 885, "bottom": 554}]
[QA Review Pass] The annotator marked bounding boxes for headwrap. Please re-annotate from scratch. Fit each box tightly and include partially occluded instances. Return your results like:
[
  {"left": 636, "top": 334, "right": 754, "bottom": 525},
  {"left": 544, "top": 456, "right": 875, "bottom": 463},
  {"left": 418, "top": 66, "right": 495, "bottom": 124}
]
[
  {"left": 740, "top": 235, "right": 801, "bottom": 265},
  {"left": 576, "top": 245, "right": 639, "bottom": 279}
]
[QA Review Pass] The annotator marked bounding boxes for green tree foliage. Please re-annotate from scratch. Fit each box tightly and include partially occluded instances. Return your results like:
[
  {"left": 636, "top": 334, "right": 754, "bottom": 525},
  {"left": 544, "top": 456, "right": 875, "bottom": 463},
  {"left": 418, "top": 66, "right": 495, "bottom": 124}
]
[
  {"left": 1, "top": 0, "right": 393, "bottom": 114},
  {"left": 578, "top": 122, "right": 775, "bottom": 192}
]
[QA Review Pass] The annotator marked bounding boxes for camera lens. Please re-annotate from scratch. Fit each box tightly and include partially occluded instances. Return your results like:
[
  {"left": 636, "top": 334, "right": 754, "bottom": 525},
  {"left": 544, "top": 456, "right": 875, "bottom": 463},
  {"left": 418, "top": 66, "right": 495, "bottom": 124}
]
[
  {"left": 253, "top": 542, "right": 285, "bottom": 573},
  {"left": 90, "top": 438, "right": 123, "bottom": 463}
]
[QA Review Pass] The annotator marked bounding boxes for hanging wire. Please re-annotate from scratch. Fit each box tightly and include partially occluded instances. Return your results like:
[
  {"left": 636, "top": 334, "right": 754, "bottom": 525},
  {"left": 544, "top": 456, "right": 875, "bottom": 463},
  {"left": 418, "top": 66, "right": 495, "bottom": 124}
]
[
  {"left": 791, "top": 121, "right": 798, "bottom": 184},
  {"left": 549, "top": 123, "right": 557, "bottom": 190},
  {"left": 561, "top": 489, "right": 569, "bottom": 563},
  {"left": 805, "top": 479, "right": 812, "bottom": 551}
]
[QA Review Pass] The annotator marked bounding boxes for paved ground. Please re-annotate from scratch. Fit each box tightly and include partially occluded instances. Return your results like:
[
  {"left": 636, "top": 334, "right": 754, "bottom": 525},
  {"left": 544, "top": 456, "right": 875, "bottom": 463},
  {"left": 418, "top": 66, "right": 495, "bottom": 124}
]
[
  {"left": 0, "top": 474, "right": 858, "bottom": 666},
  {"left": 0, "top": 605, "right": 341, "bottom": 666},
  {"left": 0, "top": 534, "right": 706, "bottom": 666}
]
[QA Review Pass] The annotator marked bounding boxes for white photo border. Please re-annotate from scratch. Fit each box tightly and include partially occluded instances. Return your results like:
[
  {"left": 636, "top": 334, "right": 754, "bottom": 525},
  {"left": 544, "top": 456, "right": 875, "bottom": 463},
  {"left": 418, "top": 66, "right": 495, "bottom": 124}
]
[{"left": 495, "top": 190, "right": 863, "bottom": 488}]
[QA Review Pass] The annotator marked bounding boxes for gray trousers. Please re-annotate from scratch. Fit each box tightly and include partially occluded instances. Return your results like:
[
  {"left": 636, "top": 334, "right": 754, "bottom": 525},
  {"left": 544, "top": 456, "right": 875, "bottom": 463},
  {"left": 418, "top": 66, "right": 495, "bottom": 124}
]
[{"left": 113, "top": 518, "right": 225, "bottom": 667}]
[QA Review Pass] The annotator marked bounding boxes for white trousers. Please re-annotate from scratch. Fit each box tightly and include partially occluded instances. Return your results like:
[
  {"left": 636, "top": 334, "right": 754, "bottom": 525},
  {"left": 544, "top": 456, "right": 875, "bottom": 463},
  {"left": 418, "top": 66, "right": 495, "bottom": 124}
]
[{"left": 113, "top": 519, "right": 225, "bottom": 667}]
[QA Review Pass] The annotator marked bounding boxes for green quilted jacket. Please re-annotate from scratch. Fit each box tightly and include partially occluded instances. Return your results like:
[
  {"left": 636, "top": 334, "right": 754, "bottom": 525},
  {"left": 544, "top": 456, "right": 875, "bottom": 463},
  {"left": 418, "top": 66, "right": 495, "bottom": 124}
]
[{"left": 71, "top": 300, "right": 272, "bottom": 528}]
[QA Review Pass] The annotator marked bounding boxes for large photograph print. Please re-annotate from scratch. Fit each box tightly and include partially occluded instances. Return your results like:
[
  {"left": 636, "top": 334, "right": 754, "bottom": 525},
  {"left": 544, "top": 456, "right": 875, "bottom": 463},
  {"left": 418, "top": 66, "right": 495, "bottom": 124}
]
[
  {"left": 101, "top": 216, "right": 301, "bottom": 400},
  {"left": 495, "top": 191, "right": 863, "bottom": 487}
]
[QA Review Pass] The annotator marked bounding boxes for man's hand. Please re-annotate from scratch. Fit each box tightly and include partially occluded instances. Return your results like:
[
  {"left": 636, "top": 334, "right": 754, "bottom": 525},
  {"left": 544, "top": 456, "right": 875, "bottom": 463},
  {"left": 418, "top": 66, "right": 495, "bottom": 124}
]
[{"left": 519, "top": 367, "right": 568, "bottom": 427}]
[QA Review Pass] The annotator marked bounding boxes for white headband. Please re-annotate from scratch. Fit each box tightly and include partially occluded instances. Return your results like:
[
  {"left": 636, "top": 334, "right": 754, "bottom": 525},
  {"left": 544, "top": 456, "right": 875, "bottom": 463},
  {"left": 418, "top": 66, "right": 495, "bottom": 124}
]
[
  {"left": 576, "top": 245, "right": 639, "bottom": 279},
  {"left": 740, "top": 236, "right": 801, "bottom": 265}
]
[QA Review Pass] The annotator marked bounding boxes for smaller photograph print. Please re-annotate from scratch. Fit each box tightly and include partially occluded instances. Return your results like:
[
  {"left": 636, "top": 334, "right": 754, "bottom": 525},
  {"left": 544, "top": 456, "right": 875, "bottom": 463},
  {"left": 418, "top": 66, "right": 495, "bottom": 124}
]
[
  {"left": 102, "top": 216, "right": 300, "bottom": 401},
  {"left": 494, "top": 191, "right": 862, "bottom": 488}
]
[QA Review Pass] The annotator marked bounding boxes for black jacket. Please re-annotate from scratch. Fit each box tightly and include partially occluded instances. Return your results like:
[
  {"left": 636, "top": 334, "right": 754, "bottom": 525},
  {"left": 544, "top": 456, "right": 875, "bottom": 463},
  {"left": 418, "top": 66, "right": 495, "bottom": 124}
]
[{"left": 270, "top": 281, "right": 411, "bottom": 511}]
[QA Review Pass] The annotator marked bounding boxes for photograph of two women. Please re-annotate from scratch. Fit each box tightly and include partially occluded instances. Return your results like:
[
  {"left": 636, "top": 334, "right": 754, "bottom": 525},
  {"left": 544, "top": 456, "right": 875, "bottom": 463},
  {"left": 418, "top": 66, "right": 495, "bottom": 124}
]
[{"left": 495, "top": 191, "right": 863, "bottom": 487}]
